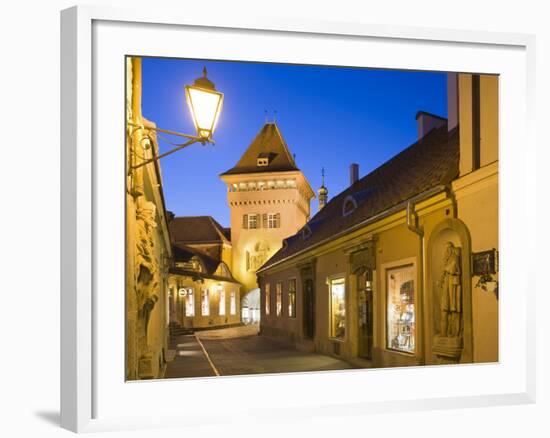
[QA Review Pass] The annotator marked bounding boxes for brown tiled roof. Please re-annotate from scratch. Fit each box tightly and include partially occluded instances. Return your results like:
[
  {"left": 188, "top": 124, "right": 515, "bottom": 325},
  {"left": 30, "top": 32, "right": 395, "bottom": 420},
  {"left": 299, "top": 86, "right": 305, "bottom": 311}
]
[
  {"left": 260, "top": 124, "right": 459, "bottom": 270},
  {"left": 169, "top": 216, "right": 230, "bottom": 244},
  {"left": 220, "top": 122, "right": 299, "bottom": 175}
]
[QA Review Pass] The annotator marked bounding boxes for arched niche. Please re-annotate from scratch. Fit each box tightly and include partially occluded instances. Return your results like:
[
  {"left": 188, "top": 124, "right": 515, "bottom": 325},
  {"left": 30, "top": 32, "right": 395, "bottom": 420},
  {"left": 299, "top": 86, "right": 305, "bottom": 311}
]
[{"left": 426, "top": 218, "right": 473, "bottom": 364}]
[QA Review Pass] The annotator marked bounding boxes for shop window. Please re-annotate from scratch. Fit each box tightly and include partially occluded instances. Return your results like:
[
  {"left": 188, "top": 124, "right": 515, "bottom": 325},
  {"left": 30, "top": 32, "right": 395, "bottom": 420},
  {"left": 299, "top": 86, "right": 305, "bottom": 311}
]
[
  {"left": 329, "top": 278, "right": 346, "bottom": 340},
  {"left": 219, "top": 287, "right": 226, "bottom": 316},
  {"left": 276, "top": 282, "right": 283, "bottom": 317},
  {"left": 288, "top": 279, "right": 296, "bottom": 318},
  {"left": 386, "top": 265, "right": 415, "bottom": 353},
  {"left": 201, "top": 289, "right": 210, "bottom": 316},
  {"left": 265, "top": 283, "right": 271, "bottom": 316},
  {"left": 185, "top": 288, "right": 195, "bottom": 317},
  {"left": 230, "top": 291, "right": 236, "bottom": 315}
]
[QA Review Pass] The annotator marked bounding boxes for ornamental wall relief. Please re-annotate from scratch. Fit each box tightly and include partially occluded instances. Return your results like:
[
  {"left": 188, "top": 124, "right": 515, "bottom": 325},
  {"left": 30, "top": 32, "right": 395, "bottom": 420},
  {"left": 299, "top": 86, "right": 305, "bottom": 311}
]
[
  {"left": 246, "top": 241, "right": 271, "bottom": 272},
  {"left": 135, "top": 196, "right": 160, "bottom": 378}
]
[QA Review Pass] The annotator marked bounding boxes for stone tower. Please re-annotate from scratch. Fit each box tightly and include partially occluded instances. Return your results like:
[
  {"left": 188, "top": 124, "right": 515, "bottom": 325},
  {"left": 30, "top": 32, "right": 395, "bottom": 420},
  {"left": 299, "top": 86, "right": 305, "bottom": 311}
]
[
  {"left": 220, "top": 122, "right": 315, "bottom": 293},
  {"left": 318, "top": 167, "right": 328, "bottom": 211}
]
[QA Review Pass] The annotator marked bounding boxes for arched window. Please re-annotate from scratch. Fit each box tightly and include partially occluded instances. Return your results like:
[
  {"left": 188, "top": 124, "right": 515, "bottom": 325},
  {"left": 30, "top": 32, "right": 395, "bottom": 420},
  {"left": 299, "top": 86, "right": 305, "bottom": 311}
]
[
  {"left": 342, "top": 195, "right": 358, "bottom": 217},
  {"left": 215, "top": 262, "right": 231, "bottom": 278}
]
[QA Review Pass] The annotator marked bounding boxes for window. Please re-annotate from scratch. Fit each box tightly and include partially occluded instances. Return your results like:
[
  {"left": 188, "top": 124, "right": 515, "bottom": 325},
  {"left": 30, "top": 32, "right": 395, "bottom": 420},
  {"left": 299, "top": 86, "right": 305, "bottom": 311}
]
[
  {"left": 266, "top": 213, "right": 280, "bottom": 229},
  {"left": 248, "top": 214, "right": 258, "bottom": 229},
  {"left": 215, "top": 262, "right": 231, "bottom": 278},
  {"left": 329, "top": 278, "right": 346, "bottom": 340},
  {"left": 276, "top": 282, "right": 283, "bottom": 317},
  {"left": 257, "top": 157, "right": 269, "bottom": 166},
  {"left": 288, "top": 279, "right": 296, "bottom": 318},
  {"left": 185, "top": 288, "right": 195, "bottom": 317},
  {"left": 218, "top": 287, "right": 226, "bottom": 316},
  {"left": 230, "top": 291, "right": 236, "bottom": 315},
  {"left": 201, "top": 289, "right": 209, "bottom": 316},
  {"left": 386, "top": 265, "right": 415, "bottom": 353},
  {"left": 265, "top": 283, "right": 271, "bottom": 316},
  {"left": 342, "top": 195, "right": 357, "bottom": 217}
]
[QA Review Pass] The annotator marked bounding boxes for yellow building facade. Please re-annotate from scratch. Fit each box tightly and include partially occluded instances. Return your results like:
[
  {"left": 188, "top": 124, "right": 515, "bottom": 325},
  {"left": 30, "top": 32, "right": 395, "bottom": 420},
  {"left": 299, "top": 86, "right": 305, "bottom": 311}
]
[
  {"left": 257, "top": 73, "right": 499, "bottom": 368},
  {"left": 126, "top": 57, "right": 173, "bottom": 380},
  {"left": 167, "top": 216, "right": 241, "bottom": 329}
]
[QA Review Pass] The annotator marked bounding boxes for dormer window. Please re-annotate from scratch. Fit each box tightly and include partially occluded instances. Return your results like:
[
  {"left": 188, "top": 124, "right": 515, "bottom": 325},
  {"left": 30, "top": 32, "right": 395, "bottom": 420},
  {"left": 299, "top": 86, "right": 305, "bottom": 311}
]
[
  {"left": 301, "top": 224, "right": 312, "bottom": 240},
  {"left": 257, "top": 152, "right": 271, "bottom": 167},
  {"left": 342, "top": 195, "right": 358, "bottom": 217}
]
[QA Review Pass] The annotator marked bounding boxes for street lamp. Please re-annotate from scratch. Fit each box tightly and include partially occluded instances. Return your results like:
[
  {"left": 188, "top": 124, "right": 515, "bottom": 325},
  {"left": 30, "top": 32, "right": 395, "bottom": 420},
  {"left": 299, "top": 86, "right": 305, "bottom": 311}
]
[
  {"left": 129, "top": 67, "right": 224, "bottom": 170},
  {"left": 185, "top": 67, "right": 224, "bottom": 141}
]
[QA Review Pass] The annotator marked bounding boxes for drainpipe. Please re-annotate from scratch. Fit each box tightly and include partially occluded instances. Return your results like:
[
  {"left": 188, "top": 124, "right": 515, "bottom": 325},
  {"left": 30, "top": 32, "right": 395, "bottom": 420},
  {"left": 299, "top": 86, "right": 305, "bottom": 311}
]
[{"left": 406, "top": 200, "right": 425, "bottom": 364}]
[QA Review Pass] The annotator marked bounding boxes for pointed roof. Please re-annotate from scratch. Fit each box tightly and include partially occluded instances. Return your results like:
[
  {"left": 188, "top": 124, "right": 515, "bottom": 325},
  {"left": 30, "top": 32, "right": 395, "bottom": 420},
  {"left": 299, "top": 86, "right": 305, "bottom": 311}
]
[{"left": 221, "top": 123, "right": 299, "bottom": 175}]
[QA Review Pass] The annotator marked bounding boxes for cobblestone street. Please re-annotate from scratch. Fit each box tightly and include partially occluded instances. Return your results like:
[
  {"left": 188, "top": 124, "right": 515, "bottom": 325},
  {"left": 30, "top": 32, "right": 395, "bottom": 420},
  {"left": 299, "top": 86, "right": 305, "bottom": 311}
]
[{"left": 165, "top": 325, "right": 354, "bottom": 378}]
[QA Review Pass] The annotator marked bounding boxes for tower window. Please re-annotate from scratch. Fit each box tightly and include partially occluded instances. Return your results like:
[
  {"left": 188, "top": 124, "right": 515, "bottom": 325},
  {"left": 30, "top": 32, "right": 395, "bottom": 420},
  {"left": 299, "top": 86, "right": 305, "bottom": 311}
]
[
  {"left": 257, "top": 157, "right": 269, "bottom": 166},
  {"left": 265, "top": 213, "right": 280, "bottom": 229},
  {"left": 248, "top": 214, "right": 259, "bottom": 229}
]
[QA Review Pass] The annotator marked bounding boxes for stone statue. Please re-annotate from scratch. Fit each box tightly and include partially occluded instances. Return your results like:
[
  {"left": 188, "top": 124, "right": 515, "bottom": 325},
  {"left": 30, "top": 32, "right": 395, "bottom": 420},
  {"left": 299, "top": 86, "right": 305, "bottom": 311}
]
[
  {"left": 439, "top": 242, "right": 462, "bottom": 338},
  {"left": 135, "top": 197, "right": 159, "bottom": 372},
  {"left": 141, "top": 294, "right": 159, "bottom": 337}
]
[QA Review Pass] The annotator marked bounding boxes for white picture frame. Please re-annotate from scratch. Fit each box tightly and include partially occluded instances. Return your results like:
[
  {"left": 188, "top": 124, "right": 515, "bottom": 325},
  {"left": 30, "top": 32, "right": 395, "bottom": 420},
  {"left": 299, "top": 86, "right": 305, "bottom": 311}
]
[{"left": 60, "top": 5, "right": 536, "bottom": 433}]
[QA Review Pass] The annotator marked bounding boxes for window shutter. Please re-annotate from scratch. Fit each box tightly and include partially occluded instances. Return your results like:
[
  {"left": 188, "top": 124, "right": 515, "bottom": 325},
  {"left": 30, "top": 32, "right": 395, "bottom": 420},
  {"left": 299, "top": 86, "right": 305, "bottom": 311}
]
[
  {"left": 243, "top": 214, "right": 248, "bottom": 229},
  {"left": 262, "top": 213, "right": 268, "bottom": 228},
  {"left": 276, "top": 213, "right": 281, "bottom": 228}
]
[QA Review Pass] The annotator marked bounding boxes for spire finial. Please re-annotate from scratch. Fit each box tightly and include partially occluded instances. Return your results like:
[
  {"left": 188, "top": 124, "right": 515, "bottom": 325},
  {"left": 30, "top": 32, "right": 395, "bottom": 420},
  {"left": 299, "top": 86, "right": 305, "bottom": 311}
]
[
  {"left": 321, "top": 167, "right": 326, "bottom": 186},
  {"left": 202, "top": 66, "right": 207, "bottom": 77},
  {"left": 273, "top": 110, "right": 277, "bottom": 122}
]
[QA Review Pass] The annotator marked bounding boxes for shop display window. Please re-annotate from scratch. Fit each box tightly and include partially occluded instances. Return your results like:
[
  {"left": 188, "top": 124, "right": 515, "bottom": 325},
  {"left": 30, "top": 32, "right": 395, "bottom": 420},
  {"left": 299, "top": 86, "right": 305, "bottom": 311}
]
[
  {"left": 288, "top": 279, "right": 296, "bottom": 318},
  {"left": 201, "top": 289, "right": 209, "bottom": 316},
  {"left": 265, "top": 283, "right": 270, "bottom": 315},
  {"left": 276, "top": 282, "right": 283, "bottom": 316},
  {"left": 230, "top": 291, "right": 236, "bottom": 315},
  {"left": 185, "top": 288, "right": 195, "bottom": 317},
  {"left": 219, "top": 288, "right": 226, "bottom": 315},
  {"left": 330, "top": 277, "right": 346, "bottom": 340},
  {"left": 386, "top": 265, "right": 415, "bottom": 353}
]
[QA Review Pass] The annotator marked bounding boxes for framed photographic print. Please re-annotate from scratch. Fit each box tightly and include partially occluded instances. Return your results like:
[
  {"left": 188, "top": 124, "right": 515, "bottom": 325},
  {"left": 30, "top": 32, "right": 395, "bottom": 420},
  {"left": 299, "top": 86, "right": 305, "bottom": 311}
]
[{"left": 61, "top": 5, "right": 536, "bottom": 433}]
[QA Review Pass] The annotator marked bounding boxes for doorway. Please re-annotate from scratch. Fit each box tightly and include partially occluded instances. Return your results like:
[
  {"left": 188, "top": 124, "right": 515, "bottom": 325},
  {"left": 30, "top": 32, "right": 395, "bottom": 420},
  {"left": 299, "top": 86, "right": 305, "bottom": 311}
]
[
  {"left": 303, "top": 279, "right": 315, "bottom": 339},
  {"left": 357, "top": 271, "right": 374, "bottom": 359}
]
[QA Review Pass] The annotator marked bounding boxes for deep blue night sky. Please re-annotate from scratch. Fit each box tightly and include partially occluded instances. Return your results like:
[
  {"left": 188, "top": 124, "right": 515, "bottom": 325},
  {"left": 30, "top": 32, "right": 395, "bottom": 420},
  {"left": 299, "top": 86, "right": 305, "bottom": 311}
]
[{"left": 141, "top": 57, "right": 447, "bottom": 227}]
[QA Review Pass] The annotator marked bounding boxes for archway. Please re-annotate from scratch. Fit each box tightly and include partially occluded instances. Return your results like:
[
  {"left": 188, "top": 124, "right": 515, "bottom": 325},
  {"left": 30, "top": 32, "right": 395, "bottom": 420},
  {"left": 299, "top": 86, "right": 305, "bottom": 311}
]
[{"left": 241, "top": 288, "right": 260, "bottom": 325}]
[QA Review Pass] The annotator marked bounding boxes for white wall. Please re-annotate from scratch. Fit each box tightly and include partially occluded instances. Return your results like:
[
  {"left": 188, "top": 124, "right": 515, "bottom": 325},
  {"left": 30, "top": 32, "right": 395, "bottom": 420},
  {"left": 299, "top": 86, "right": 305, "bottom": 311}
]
[{"left": 0, "top": 1, "right": 547, "bottom": 437}]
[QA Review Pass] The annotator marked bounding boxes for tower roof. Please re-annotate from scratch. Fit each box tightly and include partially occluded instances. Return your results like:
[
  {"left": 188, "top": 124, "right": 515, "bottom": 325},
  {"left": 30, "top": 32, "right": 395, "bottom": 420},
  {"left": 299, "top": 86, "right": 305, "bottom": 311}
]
[{"left": 221, "top": 122, "right": 299, "bottom": 175}]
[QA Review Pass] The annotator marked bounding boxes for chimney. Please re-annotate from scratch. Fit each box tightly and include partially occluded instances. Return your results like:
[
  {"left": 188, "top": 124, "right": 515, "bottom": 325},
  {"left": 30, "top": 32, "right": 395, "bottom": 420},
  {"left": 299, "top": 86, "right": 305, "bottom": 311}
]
[
  {"left": 350, "top": 163, "right": 359, "bottom": 186},
  {"left": 416, "top": 111, "right": 447, "bottom": 140},
  {"left": 447, "top": 73, "right": 459, "bottom": 132}
]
